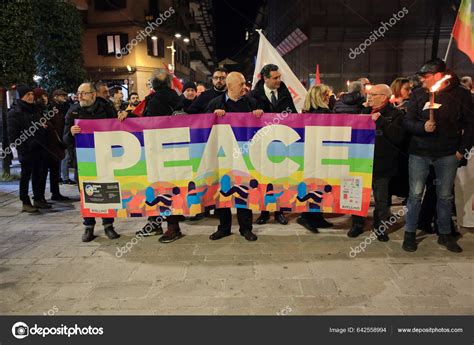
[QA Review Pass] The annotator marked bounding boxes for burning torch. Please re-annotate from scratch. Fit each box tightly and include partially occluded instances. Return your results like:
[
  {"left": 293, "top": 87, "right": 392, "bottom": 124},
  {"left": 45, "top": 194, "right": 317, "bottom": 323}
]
[{"left": 428, "top": 74, "right": 451, "bottom": 123}]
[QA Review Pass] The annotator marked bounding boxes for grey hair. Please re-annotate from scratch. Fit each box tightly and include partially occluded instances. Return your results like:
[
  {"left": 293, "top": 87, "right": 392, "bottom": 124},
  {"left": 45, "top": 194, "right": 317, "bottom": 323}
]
[
  {"left": 348, "top": 81, "right": 363, "bottom": 93},
  {"left": 150, "top": 68, "right": 172, "bottom": 90}
]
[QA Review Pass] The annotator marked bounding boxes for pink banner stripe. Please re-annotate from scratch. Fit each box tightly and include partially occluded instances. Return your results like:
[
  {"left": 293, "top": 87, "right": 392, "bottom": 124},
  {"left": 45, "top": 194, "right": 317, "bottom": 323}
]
[{"left": 77, "top": 113, "right": 374, "bottom": 133}]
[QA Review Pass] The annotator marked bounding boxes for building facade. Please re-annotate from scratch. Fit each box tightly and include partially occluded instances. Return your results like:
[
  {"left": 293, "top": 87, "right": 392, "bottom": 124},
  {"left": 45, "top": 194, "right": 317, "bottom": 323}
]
[
  {"left": 72, "top": 0, "right": 216, "bottom": 98},
  {"left": 264, "top": 0, "right": 472, "bottom": 92}
]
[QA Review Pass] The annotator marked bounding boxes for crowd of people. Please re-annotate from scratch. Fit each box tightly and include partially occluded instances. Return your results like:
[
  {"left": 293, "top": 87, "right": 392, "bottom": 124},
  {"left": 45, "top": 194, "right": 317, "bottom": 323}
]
[{"left": 4, "top": 57, "right": 473, "bottom": 253}]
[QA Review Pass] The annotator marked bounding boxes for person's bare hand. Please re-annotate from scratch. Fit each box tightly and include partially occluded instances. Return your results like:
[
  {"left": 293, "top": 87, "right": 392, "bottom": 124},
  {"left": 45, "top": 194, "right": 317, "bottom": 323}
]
[
  {"left": 71, "top": 125, "right": 81, "bottom": 135},
  {"left": 252, "top": 109, "right": 264, "bottom": 118},
  {"left": 371, "top": 112, "right": 381, "bottom": 122},
  {"left": 456, "top": 151, "right": 463, "bottom": 161},
  {"left": 118, "top": 111, "right": 128, "bottom": 121},
  {"left": 214, "top": 109, "right": 226, "bottom": 117},
  {"left": 424, "top": 120, "right": 436, "bottom": 133}
]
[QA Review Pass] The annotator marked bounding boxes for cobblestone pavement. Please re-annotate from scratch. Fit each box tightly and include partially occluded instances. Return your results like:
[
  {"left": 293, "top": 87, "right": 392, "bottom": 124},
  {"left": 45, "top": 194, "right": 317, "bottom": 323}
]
[{"left": 0, "top": 181, "right": 472, "bottom": 315}]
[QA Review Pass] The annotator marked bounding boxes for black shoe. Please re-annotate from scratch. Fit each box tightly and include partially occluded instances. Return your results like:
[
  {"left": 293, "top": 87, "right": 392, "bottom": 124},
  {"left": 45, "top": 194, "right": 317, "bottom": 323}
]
[
  {"left": 437, "top": 234, "right": 462, "bottom": 253},
  {"left": 22, "top": 204, "right": 39, "bottom": 213},
  {"left": 402, "top": 232, "right": 418, "bottom": 252},
  {"left": 315, "top": 218, "right": 333, "bottom": 228},
  {"left": 104, "top": 226, "right": 120, "bottom": 240},
  {"left": 347, "top": 226, "right": 364, "bottom": 238},
  {"left": 159, "top": 229, "right": 183, "bottom": 243},
  {"left": 275, "top": 213, "right": 288, "bottom": 225},
  {"left": 189, "top": 213, "right": 206, "bottom": 221},
  {"left": 296, "top": 217, "right": 319, "bottom": 233},
  {"left": 240, "top": 230, "right": 258, "bottom": 241},
  {"left": 51, "top": 194, "right": 70, "bottom": 201},
  {"left": 33, "top": 200, "right": 52, "bottom": 209},
  {"left": 255, "top": 214, "right": 270, "bottom": 225},
  {"left": 136, "top": 222, "right": 163, "bottom": 237},
  {"left": 58, "top": 178, "right": 64, "bottom": 184},
  {"left": 209, "top": 229, "right": 232, "bottom": 241},
  {"left": 375, "top": 230, "right": 389, "bottom": 242},
  {"left": 66, "top": 179, "right": 77, "bottom": 185},
  {"left": 82, "top": 227, "right": 96, "bottom": 242}
]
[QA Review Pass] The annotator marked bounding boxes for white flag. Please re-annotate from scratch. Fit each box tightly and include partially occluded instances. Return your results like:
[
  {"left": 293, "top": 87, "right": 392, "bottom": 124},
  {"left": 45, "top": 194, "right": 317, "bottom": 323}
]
[{"left": 252, "top": 30, "right": 307, "bottom": 112}]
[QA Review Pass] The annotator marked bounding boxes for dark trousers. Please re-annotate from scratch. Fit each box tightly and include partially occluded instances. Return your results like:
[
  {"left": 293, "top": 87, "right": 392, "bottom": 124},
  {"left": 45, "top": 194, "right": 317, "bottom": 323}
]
[
  {"left": 216, "top": 207, "right": 253, "bottom": 233},
  {"left": 19, "top": 155, "right": 44, "bottom": 204},
  {"left": 39, "top": 156, "right": 61, "bottom": 198},
  {"left": 302, "top": 212, "right": 325, "bottom": 226},
  {"left": 352, "top": 177, "right": 391, "bottom": 230},
  {"left": 83, "top": 217, "right": 114, "bottom": 227}
]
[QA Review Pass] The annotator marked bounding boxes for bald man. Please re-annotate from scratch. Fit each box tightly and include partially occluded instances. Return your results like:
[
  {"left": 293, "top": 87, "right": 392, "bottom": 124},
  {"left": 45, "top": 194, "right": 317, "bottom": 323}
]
[
  {"left": 348, "top": 84, "right": 406, "bottom": 242},
  {"left": 206, "top": 72, "right": 263, "bottom": 242}
]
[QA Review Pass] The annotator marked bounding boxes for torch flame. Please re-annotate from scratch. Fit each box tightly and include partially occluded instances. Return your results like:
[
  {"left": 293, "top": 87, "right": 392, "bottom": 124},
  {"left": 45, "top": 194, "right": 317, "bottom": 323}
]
[
  {"left": 346, "top": 80, "right": 350, "bottom": 86},
  {"left": 430, "top": 74, "right": 451, "bottom": 92}
]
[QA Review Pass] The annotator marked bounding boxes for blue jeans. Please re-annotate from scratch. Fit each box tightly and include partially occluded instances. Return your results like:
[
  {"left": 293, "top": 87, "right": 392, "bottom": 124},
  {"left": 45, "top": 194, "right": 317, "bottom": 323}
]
[{"left": 406, "top": 154, "right": 458, "bottom": 235}]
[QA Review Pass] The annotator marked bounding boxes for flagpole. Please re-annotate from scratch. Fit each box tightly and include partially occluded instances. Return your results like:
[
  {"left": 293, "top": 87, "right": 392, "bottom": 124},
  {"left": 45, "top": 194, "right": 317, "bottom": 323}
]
[{"left": 444, "top": 33, "right": 454, "bottom": 62}]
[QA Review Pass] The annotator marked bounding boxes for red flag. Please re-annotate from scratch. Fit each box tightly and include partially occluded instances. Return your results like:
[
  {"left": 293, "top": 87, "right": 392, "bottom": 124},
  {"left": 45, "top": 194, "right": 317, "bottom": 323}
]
[
  {"left": 131, "top": 90, "right": 154, "bottom": 117},
  {"left": 315, "top": 64, "right": 321, "bottom": 85}
]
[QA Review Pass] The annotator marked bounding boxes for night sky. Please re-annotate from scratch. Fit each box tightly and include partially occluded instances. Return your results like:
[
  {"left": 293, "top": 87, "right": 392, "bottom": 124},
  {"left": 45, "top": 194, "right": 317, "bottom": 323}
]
[{"left": 213, "top": 0, "right": 264, "bottom": 62}]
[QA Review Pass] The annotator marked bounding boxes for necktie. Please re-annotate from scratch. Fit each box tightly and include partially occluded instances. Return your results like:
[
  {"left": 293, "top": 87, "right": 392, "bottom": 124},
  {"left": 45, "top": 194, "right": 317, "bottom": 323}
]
[{"left": 270, "top": 90, "right": 277, "bottom": 108}]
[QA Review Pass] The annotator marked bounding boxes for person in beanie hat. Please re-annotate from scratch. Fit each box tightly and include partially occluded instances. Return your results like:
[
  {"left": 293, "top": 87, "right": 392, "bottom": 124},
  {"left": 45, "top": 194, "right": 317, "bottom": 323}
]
[
  {"left": 7, "top": 84, "right": 49, "bottom": 212},
  {"left": 179, "top": 81, "right": 197, "bottom": 113}
]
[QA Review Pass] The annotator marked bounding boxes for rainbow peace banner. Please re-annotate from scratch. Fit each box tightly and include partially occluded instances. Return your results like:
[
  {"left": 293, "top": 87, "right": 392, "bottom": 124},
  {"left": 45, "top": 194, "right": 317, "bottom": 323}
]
[{"left": 75, "top": 113, "right": 375, "bottom": 218}]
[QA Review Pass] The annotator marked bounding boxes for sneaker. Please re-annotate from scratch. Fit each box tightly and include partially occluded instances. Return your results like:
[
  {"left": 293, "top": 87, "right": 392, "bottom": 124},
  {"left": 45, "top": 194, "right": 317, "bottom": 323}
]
[
  {"left": 402, "top": 232, "right": 417, "bottom": 252},
  {"left": 255, "top": 214, "right": 270, "bottom": 225},
  {"left": 347, "top": 226, "right": 364, "bottom": 238},
  {"left": 82, "top": 227, "right": 96, "bottom": 242},
  {"left": 136, "top": 222, "right": 163, "bottom": 237},
  {"left": 22, "top": 204, "right": 39, "bottom": 213},
  {"left": 104, "top": 226, "right": 120, "bottom": 240},
  {"left": 33, "top": 200, "right": 52, "bottom": 209},
  {"left": 296, "top": 217, "right": 319, "bottom": 233},
  {"left": 374, "top": 230, "right": 389, "bottom": 242},
  {"left": 159, "top": 229, "right": 183, "bottom": 243},
  {"left": 437, "top": 234, "right": 462, "bottom": 253}
]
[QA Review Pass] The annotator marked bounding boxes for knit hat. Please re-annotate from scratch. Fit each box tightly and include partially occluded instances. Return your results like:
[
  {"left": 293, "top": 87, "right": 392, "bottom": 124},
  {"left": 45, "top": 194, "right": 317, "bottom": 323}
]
[
  {"left": 16, "top": 84, "right": 34, "bottom": 99},
  {"left": 33, "top": 88, "right": 47, "bottom": 101},
  {"left": 182, "top": 81, "right": 197, "bottom": 92}
]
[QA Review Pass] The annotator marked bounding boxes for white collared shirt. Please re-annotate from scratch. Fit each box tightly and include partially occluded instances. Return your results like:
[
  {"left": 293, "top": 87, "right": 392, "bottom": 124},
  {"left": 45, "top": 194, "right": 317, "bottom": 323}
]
[{"left": 264, "top": 83, "right": 278, "bottom": 103}]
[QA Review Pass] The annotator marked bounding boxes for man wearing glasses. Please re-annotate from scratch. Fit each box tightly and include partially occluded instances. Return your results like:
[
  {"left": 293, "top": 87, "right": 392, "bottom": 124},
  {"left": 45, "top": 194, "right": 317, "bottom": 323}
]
[
  {"left": 347, "top": 84, "right": 406, "bottom": 242},
  {"left": 63, "top": 82, "right": 120, "bottom": 242},
  {"left": 402, "top": 58, "right": 473, "bottom": 253},
  {"left": 186, "top": 67, "right": 228, "bottom": 114}
]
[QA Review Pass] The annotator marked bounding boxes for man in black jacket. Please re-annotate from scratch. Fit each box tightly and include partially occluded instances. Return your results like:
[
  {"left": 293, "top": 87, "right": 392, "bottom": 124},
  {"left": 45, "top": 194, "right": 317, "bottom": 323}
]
[
  {"left": 95, "top": 81, "right": 117, "bottom": 119},
  {"left": 7, "top": 85, "right": 49, "bottom": 213},
  {"left": 333, "top": 81, "right": 366, "bottom": 114},
  {"left": 138, "top": 69, "right": 184, "bottom": 243},
  {"left": 206, "top": 72, "right": 264, "bottom": 242},
  {"left": 402, "top": 58, "right": 473, "bottom": 253},
  {"left": 64, "top": 82, "right": 120, "bottom": 242},
  {"left": 347, "top": 84, "right": 406, "bottom": 242},
  {"left": 250, "top": 64, "right": 297, "bottom": 226},
  {"left": 186, "top": 67, "right": 227, "bottom": 114}
]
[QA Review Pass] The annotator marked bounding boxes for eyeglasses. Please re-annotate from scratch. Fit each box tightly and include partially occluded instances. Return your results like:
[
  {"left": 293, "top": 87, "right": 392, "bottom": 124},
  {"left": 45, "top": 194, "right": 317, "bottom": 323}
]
[
  {"left": 212, "top": 76, "right": 226, "bottom": 81},
  {"left": 76, "top": 91, "right": 93, "bottom": 97}
]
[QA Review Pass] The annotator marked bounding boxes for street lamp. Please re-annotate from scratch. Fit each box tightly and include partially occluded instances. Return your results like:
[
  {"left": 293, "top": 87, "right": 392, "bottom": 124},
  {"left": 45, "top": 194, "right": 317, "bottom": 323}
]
[
  {"left": 174, "top": 33, "right": 182, "bottom": 39},
  {"left": 183, "top": 37, "right": 190, "bottom": 43},
  {"left": 167, "top": 40, "right": 176, "bottom": 73}
]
